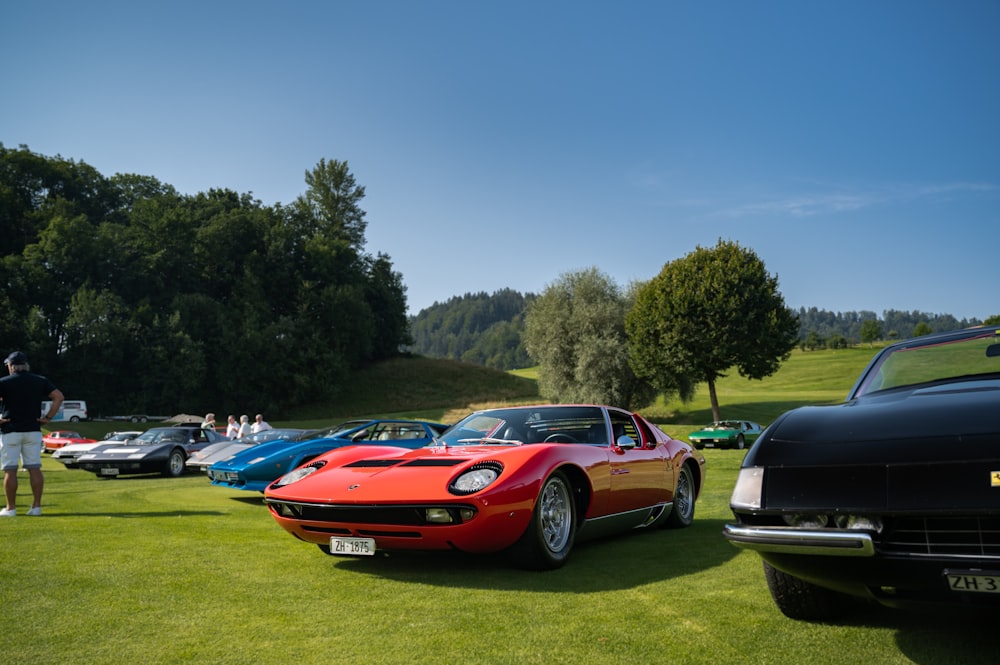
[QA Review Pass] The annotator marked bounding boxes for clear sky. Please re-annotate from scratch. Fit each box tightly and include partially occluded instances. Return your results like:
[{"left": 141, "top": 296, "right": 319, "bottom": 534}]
[{"left": 4, "top": 1, "right": 998, "bottom": 320}]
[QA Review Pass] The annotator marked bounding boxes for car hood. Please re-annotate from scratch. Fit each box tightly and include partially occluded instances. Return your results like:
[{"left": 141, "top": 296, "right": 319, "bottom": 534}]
[
  {"left": 83, "top": 442, "right": 173, "bottom": 457},
  {"left": 221, "top": 437, "right": 337, "bottom": 465},
  {"left": 747, "top": 383, "right": 999, "bottom": 467},
  {"left": 265, "top": 444, "right": 548, "bottom": 503},
  {"left": 744, "top": 383, "right": 1000, "bottom": 512}
]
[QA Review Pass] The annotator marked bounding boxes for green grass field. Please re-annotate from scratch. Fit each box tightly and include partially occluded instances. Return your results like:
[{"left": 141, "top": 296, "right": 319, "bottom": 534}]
[{"left": 2, "top": 348, "right": 994, "bottom": 664}]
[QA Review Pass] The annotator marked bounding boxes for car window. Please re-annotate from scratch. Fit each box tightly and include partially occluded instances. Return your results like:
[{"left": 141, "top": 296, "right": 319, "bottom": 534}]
[
  {"left": 856, "top": 330, "right": 1000, "bottom": 396},
  {"left": 608, "top": 411, "right": 641, "bottom": 447},
  {"left": 438, "top": 406, "right": 608, "bottom": 446}
]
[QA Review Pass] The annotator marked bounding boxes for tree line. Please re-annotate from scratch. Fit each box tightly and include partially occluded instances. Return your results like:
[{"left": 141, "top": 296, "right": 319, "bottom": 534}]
[
  {"left": 410, "top": 295, "right": 986, "bottom": 367},
  {"left": 1, "top": 145, "right": 409, "bottom": 417}
]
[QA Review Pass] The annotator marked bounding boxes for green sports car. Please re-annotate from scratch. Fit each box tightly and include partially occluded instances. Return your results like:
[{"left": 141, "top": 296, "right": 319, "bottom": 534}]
[{"left": 689, "top": 420, "right": 763, "bottom": 450}]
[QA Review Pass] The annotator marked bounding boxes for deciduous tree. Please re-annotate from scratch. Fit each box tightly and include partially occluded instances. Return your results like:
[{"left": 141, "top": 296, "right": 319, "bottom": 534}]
[
  {"left": 524, "top": 268, "right": 656, "bottom": 410},
  {"left": 626, "top": 239, "right": 798, "bottom": 422}
]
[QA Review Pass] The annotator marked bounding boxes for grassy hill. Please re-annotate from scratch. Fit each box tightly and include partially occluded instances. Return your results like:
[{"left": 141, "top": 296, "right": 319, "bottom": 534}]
[
  {"left": 290, "top": 345, "right": 881, "bottom": 438},
  {"left": 64, "top": 346, "right": 880, "bottom": 441}
]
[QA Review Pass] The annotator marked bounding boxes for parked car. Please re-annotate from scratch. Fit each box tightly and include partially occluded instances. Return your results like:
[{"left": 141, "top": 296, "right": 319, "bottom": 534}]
[
  {"left": 688, "top": 420, "right": 763, "bottom": 450},
  {"left": 264, "top": 404, "right": 705, "bottom": 570},
  {"left": 724, "top": 326, "right": 1000, "bottom": 619},
  {"left": 53, "top": 430, "right": 142, "bottom": 468},
  {"left": 42, "top": 430, "right": 97, "bottom": 452},
  {"left": 76, "top": 425, "right": 227, "bottom": 478},
  {"left": 186, "top": 428, "right": 311, "bottom": 473},
  {"left": 208, "top": 420, "right": 448, "bottom": 493}
]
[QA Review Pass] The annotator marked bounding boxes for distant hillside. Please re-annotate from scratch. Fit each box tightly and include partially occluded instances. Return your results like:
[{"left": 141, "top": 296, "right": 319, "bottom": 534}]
[
  {"left": 407, "top": 289, "right": 535, "bottom": 370},
  {"left": 408, "top": 289, "right": 984, "bottom": 369}
]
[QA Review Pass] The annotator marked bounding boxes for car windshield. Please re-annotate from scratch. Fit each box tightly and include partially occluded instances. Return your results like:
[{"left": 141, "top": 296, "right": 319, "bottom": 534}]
[
  {"left": 434, "top": 406, "right": 609, "bottom": 446},
  {"left": 132, "top": 429, "right": 189, "bottom": 445},
  {"left": 711, "top": 421, "right": 740, "bottom": 429},
  {"left": 854, "top": 329, "right": 1000, "bottom": 397}
]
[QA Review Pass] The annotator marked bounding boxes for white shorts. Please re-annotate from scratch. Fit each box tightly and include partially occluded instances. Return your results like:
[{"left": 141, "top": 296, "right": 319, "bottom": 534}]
[{"left": 0, "top": 431, "right": 43, "bottom": 471}]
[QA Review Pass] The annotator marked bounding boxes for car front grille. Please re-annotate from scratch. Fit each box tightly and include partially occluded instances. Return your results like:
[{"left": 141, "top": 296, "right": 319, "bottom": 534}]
[{"left": 882, "top": 516, "right": 1000, "bottom": 559}]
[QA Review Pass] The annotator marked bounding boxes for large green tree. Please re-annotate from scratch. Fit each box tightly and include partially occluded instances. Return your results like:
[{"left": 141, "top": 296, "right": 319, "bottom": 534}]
[
  {"left": 0, "top": 145, "right": 411, "bottom": 416},
  {"left": 524, "top": 267, "right": 656, "bottom": 410},
  {"left": 627, "top": 239, "right": 799, "bottom": 422}
]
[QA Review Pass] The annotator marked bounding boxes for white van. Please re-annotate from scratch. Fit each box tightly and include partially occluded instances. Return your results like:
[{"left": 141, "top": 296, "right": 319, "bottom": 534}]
[{"left": 42, "top": 400, "right": 88, "bottom": 422}]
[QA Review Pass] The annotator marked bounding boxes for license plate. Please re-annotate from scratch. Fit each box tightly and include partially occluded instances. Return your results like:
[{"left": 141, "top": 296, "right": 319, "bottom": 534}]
[
  {"left": 946, "top": 571, "right": 1000, "bottom": 594},
  {"left": 100, "top": 467, "right": 119, "bottom": 476},
  {"left": 330, "top": 536, "right": 376, "bottom": 556}
]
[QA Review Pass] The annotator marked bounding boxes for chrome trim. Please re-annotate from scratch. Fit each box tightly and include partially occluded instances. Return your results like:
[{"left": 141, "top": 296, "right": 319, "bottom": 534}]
[{"left": 723, "top": 524, "right": 876, "bottom": 557}]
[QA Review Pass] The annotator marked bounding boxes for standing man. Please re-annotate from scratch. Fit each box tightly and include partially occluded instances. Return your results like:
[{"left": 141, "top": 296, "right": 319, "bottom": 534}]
[
  {"left": 224, "top": 414, "right": 239, "bottom": 439},
  {"left": 0, "top": 351, "right": 64, "bottom": 517}
]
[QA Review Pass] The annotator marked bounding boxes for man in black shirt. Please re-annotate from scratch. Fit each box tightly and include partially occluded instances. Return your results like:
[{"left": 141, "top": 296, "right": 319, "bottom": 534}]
[{"left": 0, "top": 351, "right": 64, "bottom": 517}]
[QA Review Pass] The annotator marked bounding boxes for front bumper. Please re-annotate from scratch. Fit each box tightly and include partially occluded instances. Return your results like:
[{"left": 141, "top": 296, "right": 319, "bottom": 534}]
[{"left": 723, "top": 524, "right": 875, "bottom": 556}]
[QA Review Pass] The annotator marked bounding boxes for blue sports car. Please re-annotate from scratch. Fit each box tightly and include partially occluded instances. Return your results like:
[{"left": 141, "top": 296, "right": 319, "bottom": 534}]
[{"left": 207, "top": 419, "right": 449, "bottom": 492}]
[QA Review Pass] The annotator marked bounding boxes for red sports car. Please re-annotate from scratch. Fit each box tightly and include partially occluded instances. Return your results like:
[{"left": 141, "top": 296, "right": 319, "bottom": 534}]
[
  {"left": 265, "top": 404, "right": 706, "bottom": 569},
  {"left": 42, "top": 430, "right": 97, "bottom": 452}
]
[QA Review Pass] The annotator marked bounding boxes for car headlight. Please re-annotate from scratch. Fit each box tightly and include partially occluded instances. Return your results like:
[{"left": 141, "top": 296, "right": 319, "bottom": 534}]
[
  {"left": 730, "top": 466, "right": 764, "bottom": 510},
  {"left": 449, "top": 462, "right": 503, "bottom": 495},
  {"left": 271, "top": 462, "right": 325, "bottom": 488}
]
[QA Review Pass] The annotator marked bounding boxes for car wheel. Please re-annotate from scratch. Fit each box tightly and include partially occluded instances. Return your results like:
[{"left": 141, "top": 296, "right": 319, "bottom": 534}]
[
  {"left": 763, "top": 561, "right": 853, "bottom": 620},
  {"left": 70, "top": 416, "right": 80, "bottom": 422},
  {"left": 735, "top": 434, "right": 745, "bottom": 450},
  {"left": 511, "top": 470, "right": 576, "bottom": 570},
  {"left": 663, "top": 463, "right": 696, "bottom": 528},
  {"left": 163, "top": 449, "right": 186, "bottom": 477}
]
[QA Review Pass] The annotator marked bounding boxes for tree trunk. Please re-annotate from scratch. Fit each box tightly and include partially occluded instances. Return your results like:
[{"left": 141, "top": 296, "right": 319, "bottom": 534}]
[{"left": 708, "top": 378, "right": 721, "bottom": 422}]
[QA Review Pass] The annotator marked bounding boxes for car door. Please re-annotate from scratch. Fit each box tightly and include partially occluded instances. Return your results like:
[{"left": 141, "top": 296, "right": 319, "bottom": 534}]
[{"left": 606, "top": 409, "right": 671, "bottom": 517}]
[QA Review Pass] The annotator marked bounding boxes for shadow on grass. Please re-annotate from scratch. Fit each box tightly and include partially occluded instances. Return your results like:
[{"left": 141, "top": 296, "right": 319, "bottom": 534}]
[
  {"left": 328, "top": 517, "right": 738, "bottom": 592},
  {"left": 806, "top": 603, "right": 1000, "bottom": 664},
  {"left": 50, "top": 510, "right": 229, "bottom": 517},
  {"left": 228, "top": 495, "right": 268, "bottom": 505}
]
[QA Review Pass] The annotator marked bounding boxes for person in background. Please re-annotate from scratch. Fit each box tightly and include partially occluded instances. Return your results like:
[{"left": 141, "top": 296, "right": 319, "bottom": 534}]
[
  {"left": 236, "top": 414, "right": 251, "bottom": 439},
  {"left": 0, "top": 351, "right": 64, "bottom": 517},
  {"left": 201, "top": 413, "right": 216, "bottom": 430},
  {"left": 251, "top": 413, "right": 272, "bottom": 434},
  {"left": 224, "top": 414, "right": 239, "bottom": 439}
]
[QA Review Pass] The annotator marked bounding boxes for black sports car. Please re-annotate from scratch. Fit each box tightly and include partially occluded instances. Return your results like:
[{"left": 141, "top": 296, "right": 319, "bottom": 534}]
[
  {"left": 76, "top": 425, "right": 227, "bottom": 478},
  {"left": 724, "top": 326, "right": 1000, "bottom": 619}
]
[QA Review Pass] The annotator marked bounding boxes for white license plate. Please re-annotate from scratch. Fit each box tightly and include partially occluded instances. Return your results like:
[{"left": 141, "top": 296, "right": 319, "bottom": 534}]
[
  {"left": 100, "top": 467, "right": 119, "bottom": 476},
  {"left": 946, "top": 572, "right": 1000, "bottom": 594},
  {"left": 330, "top": 537, "right": 376, "bottom": 556}
]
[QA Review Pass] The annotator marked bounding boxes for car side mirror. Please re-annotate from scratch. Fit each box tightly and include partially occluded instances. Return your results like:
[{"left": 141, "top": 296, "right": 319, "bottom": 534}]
[
  {"left": 986, "top": 343, "right": 1000, "bottom": 358},
  {"left": 615, "top": 435, "right": 637, "bottom": 451}
]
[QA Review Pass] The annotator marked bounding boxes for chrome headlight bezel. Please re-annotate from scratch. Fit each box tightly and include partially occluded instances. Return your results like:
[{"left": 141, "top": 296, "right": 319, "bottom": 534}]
[
  {"left": 449, "top": 461, "right": 504, "bottom": 496},
  {"left": 271, "top": 461, "right": 326, "bottom": 489}
]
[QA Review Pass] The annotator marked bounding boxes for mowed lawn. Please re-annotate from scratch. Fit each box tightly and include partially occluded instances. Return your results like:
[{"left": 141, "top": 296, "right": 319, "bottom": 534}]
[{"left": 2, "top": 348, "right": 995, "bottom": 664}]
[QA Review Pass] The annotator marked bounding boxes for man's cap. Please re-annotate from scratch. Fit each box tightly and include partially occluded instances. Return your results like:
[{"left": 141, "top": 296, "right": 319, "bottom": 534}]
[{"left": 5, "top": 351, "right": 28, "bottom": 365}]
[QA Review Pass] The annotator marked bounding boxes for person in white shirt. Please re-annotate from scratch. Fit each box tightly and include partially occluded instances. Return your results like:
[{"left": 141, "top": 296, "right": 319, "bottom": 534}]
[
  {"left": 236, "top": 415, "right": 251, "bottom": 439},
  {"left": 224, "top": 414, "right": 239, "bottom": 439},
  {"left": 251, "top": 413, "right": 272, "bottom": 434}
]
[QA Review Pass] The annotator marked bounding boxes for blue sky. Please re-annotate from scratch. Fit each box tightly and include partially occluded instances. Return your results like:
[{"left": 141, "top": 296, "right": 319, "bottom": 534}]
[{"left": 4, "top": 1, "right": 998, "bottom": 320}]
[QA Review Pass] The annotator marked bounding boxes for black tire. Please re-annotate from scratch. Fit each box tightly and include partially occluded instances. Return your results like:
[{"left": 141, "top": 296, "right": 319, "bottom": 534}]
[
  {"left": 663, "top": 463, "right": 696, "bottom": 528},
  {"left": 163, "top": 448, "right": 187, "bottom": 477},
  {"left": 70, "top": 416, "right": 81, "bottom": 422},
  {"left": 510, "top": 471, "right": 576, "bottom": 570},
  {"left": 735, "top": 434, "right": 745, "bottom": 450},
  {"left": 763, "top": 561, "right": 853, "bottom": 620}
]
